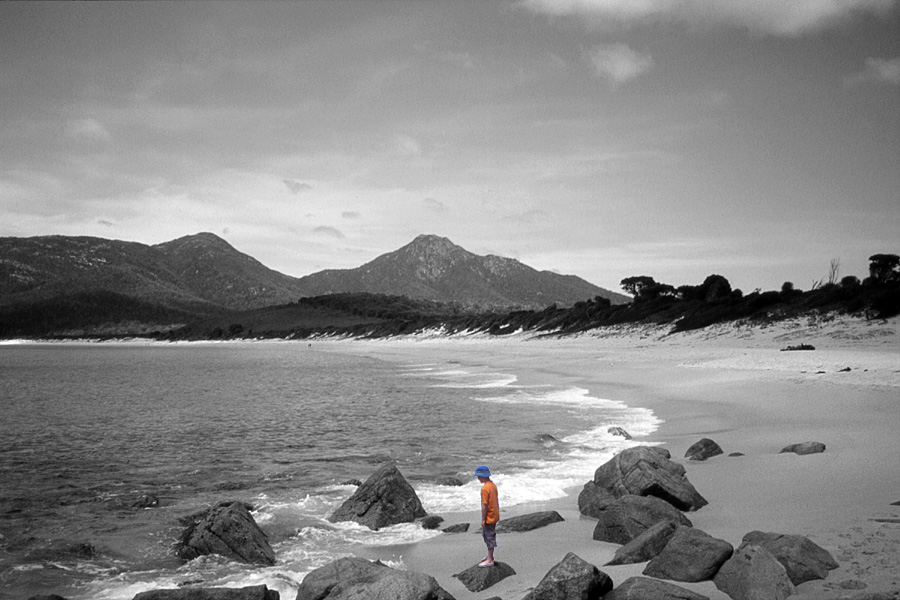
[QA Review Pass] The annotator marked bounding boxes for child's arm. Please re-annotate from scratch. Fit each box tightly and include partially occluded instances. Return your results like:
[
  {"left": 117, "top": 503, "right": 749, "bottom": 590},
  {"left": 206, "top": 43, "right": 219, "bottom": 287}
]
[{"left": 481, "top": 501, "right": 488, "bottom": 526}]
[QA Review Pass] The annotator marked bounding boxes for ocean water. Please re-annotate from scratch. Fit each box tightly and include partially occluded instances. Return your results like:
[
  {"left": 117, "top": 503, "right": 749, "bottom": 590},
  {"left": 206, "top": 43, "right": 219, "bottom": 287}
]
[{"left": 0, "top": 341, "right": 659, "bottom": 599}]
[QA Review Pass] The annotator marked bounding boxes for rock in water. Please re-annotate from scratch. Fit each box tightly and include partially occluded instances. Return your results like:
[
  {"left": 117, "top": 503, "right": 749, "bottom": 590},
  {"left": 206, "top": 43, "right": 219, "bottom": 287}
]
[
  {"left": 579, "top": 446, "right": 707, "bottom": 512},
  {"left": 608, "top": 427, "right": 633, "bottom": 440},
  {"left": 133, "top": 585, "right": 279, "bottom": 600},
  {"left": 589, "top": 495, "right": 692, "bottom": 545},
  {"left": 327, "top": 463, "right": 426, "bottom": 530},
  {"left": 523, "top": 552, "right": 613, "bottom": 600},
  {"left": 295, "top": 556, "right": 454, "bottom": 600},
  {"left": 604, "top": 576, "right": 711, "bottom": 600},
  {"left": 177, "top": 501, "right": 275, "bottom": 566},
  {"left": 714, "top": 542, "right": 794, "bottom": 600},
  {"left": 684, "top": 438, "right": 724, "bottom": 461},
  {"left": 495, "top": 511, "right": 564, "bottom": 533},
  {"left": 453, "top": 562, "right": 516, "bottom": 592},
  {"left": 740, "top": 531, "right": 838, "bottom": 585},
  {"left": 606, "top": 520, "right": 680, "bottom": 566},
  {"left": 780, "top": 442, "right": 826, "bottom": 455},
  {"left": 643, "top": 527, "right": 733, "bottom": 582}
]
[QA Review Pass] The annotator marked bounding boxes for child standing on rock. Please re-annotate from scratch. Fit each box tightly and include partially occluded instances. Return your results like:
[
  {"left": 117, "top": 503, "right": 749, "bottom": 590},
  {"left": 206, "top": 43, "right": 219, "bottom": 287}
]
[{"left": 474, "top": 465, "right": 499, "bottom": 567}]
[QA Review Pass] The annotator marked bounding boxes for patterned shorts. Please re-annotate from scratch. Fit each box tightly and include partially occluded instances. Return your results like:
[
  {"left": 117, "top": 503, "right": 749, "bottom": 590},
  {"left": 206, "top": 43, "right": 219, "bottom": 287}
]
[{"left": 482, "top": 523, "right": 497, "bottom": 549}]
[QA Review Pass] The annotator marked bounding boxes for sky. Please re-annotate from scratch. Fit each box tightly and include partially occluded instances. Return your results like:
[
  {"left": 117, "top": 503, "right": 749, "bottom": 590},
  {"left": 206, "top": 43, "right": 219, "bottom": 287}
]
[{"left": 1, "top": 1, "right": 898, "bottom": 294}]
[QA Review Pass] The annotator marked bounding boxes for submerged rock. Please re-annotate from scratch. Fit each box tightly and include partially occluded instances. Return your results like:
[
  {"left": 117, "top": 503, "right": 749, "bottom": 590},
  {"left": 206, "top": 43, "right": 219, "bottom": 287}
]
[
  {"left": 684, "top": 438, "right": 724, "bottom": 461},
  {"left": 453, "top": 561, "right": 516, "bottom": 592},
  {"left": 523, "top": 552, "right": 613, "bottom": 600},
  {"left": 133, "top": 585, "right": 279, "bottom": 600},
  {"left": 495, "top": 511, "right": 564, "bottom": 533},
  {"left": 604, "top": 576, "right": 710, "bottom": 600},
  {"left": 442, "top": 523, "right": 470, "bottom": 533},
  {"left": 589, "top": 495, "right": 692, "bottom": 545},
  {"left": 780, "top": 442, "right": 826, "bottom": 455},
  {"left": 608, "top": 427, "right": 633, "bottom": 440},
  {"left": 579, "top": 446, "right": 708, "bottom": 512},
  {"left": 714, "top": 542, "right": 794, "bottom": 600},
  {"left": 741, "top": 531, "right": 838, "bottom": 585},
  {"left": 328, "top": 463, "right": 427, "bottom": 530},
  {"left": 606, "top": 520, "right": 680, "bottom": 566},
  {"left": 176, "top": 501, "right": 274, "bottom": 566},
  {"left": 643, "top": 526, "right": 733, "bottom": 582},
  {"left": 295, "top": 556, "right": 454, "bottom": 600}
]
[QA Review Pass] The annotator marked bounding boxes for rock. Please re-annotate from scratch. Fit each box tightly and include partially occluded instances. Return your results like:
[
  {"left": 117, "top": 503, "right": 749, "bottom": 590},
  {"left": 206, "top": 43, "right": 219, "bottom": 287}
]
[
  {"left": 452, "top": 561, "right": 516, "bottom": 592},
  {"left": 608, "top": 427, "right": 633, "bottom": 440},
  {"left": 684, "top": 438, "right": 724, "bottom": 461},
  {"left": 604, "top": 576, "right": 711, "bottom": 600},
  {"left": 340, "top": 479, "right": 362, "bottom": 487},
  {"left": 442, "top": 523, "right": 470, "bottom": 533},
  {"left": 741, "top": 530, "right": 838, "bottom": 585},
  {"left": 522, "top": 552, "right": 613, "bottom": 600},
  {"left": 327, "top": 463, "right": 426, "bottom": 530},
  {"left": 133, "top": 586, "right": 279, "bottom": 600},
  {"left": 435, "top": 476, "right": 466, "bottom": 487},
  {"left": 780, "top": 442, "right": 826, "bottom": 455},
  {"left": 839, "top": 579, "right": 868, "bottom": 589},
  {"left": 419, "top": 515, "right": 444, "bottom": 530},
  {"left": 26, "top": 596, "right": 71, "bottom": 600},
  {"left": 132, "top": 493, "right": 160, "bottom": 508},
  {"left": 713, "top": 542, "right": 794, "bottom": 600},
  {"left": 590, "top": 495, "right": 693, "bottom": 545},
  {"left": 176, "top": 501, "right": 275, "bottom": 566},
  {"left": 728, "top": 452, "right": 745, "bottom": 457},
  {"left": 643, "top": 526, "right": 733, "bottom": 582},
  {"left": 495, "top": 511, "right": 564, "bottom": 533},
  {"left": 606, "top": 520, "right": 680, "bottom": 566},
  {"left": 579, "top": 446, "right": 708, "bottom": 513},
  {"left": 295, "top": 556, "right": 455, "bottom": 600}
]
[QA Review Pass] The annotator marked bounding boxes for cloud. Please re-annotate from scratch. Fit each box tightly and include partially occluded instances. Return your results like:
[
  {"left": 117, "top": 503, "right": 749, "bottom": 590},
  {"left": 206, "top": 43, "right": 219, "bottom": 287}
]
[
  {"left": 394, "top": 134, "right": 423, "bottom": 157},
  {"left": 588, "top": 44, "right": 653, "bottom": 83},
  {"left": 97, "top": 219, "right": 116, "bottom": 227},
  {"left": 284, "top": 179, "right": 313, "bottom": 194},
  {"left": 423, "top": 197, "right": 446, "bottom": 211},
  {"left": 342, "top": 211, "right": 361, "bottom": 219},
  {"left": 521, "top": 0, "right": 897, "bottom": 36},
  {"left": 846, "top": 57, "right": 900, "bottom": 86},
  {"left": 312, "top": 225, "right": 345, "bottom": 239},
  {"left": 65, "top": 118, "right": 112, "bottom": 142}
]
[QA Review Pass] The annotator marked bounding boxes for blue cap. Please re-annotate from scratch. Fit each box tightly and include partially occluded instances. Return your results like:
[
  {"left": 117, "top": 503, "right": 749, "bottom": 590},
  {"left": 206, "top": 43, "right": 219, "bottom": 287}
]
[{"left": 474, "top": 465, "right": 491, "bottom": 478}]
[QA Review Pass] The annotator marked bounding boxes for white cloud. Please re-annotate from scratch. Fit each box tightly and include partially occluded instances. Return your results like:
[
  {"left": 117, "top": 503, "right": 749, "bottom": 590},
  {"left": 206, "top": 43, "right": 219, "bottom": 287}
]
[
  {"left": 846, "top": 57, "right": 900, "bottom": 85},
  {"left": 521, "top": 0, "right": 897, "bottom": 36},
  {"left": 65, "top": 118, "right": 112, "bottom": 142},
  {"left": 284, "top": 179, "right": 313, "bottom": 194},
  {"left": 588, "top": 44, "right": 653, "bottom": 83},
  {"left": 423, "top": 197, "right": 446, "bottom": 212},
  {"left": 313, "top": 225, "right": 345, "bottom": 239}
]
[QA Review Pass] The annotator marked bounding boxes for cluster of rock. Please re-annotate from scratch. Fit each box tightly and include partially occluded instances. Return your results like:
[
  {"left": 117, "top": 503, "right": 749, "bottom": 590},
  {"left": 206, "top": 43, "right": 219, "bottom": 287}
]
[
  {"left": 576, "top": 445, "right": 839, "bottom": 600},
  {"left": 30, "top": 445, "right": 844, "bottom": 600}
]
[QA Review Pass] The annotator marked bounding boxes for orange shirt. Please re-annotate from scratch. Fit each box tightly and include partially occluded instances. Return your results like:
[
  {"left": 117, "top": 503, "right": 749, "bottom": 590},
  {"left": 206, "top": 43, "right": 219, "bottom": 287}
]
[{"left": 480, "top": 480, "right": 499, "bottom": 524}]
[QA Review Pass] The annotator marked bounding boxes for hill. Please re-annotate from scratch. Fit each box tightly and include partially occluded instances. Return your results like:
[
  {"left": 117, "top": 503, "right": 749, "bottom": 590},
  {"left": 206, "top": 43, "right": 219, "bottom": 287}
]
[{"left": 294, "top": 234, "right": 628, "bottom": 308}]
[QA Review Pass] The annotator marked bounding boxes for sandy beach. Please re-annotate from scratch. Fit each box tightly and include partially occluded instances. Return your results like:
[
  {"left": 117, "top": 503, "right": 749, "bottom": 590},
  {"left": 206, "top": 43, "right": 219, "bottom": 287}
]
[{"left": 318, "top": 314, "right": 900, "bottom": 600}]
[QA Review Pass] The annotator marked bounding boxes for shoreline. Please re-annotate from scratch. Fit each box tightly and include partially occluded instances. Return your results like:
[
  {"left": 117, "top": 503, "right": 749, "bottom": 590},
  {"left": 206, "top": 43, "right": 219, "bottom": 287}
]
[{"left": 315, "top": 316, "right": 899, "bottom": 599}]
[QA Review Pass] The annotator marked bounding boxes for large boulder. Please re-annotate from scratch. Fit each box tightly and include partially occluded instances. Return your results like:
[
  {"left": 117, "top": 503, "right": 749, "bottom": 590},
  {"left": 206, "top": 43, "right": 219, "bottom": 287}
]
[
  {"left": 780, "top": 442, "right": 825, "bottom": 455},
  {"left": 495, "top": 511, "right": 564, "bottom": 533},
  {"left": 134, "top": 586, "right": 279, "bottom": 600},
  {"left": 643, "top": 526, "right": 733, "bottom": 582},
  {"left": 295, "top": 556, "right": 454, "bottom": 600},
  {"left": 590, "top": 495, "right": 693, "bottom": 545},
  {"left": 327, "top": 464, "right": 426, "bottom": 530},
  {"left": 684, "top": 438, "right": 723, "bottom": 461},
  {"left": 713, "top": 542, "right": 794, "bottom": 600},
  {"left": 522, "top": 552, "right": 613, "bottom": 600},
  {"left": 452, "top": 561, "right": 516, "bottom": 592},
  {"left": 176, "top": 501, "right": 275, "bottom": 565},
  {"left": 604, "top": 576, "right": 710, "bottom": 600},
  {"left": 606, "top": 520, "right": 680, "bottom": 566},
  {"left": 741, "top": 531, "right": 838, "bottom": 585},
  {"left": 579, "top": 446, "right": 707, "bottom": 512}
]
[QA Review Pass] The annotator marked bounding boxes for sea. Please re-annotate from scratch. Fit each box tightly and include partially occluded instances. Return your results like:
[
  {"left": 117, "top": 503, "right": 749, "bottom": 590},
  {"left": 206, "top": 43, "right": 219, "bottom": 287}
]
[{"left": 0, "top": 341, "right": 659, "bottom": 599}]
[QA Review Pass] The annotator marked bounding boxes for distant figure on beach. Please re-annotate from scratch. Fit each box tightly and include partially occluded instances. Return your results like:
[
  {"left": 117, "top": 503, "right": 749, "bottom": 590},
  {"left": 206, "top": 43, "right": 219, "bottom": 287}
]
[{"left": 474, "top": 464, "right": 499, "bottom": 567}]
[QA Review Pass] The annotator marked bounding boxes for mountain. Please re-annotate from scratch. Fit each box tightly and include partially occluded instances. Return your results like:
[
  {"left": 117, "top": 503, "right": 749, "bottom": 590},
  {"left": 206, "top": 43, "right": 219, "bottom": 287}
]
[
  {"left": 0, "top": 232, "right": 625, "bottom": 336},
  {"left": 294, "top": 234, "right": 627, "bottom": 308}
]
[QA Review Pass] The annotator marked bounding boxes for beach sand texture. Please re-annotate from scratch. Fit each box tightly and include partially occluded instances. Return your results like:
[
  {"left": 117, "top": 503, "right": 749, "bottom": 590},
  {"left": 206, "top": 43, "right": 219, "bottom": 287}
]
[{"left": 321, "top": 314, "right": 899, "bottom": 600}]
